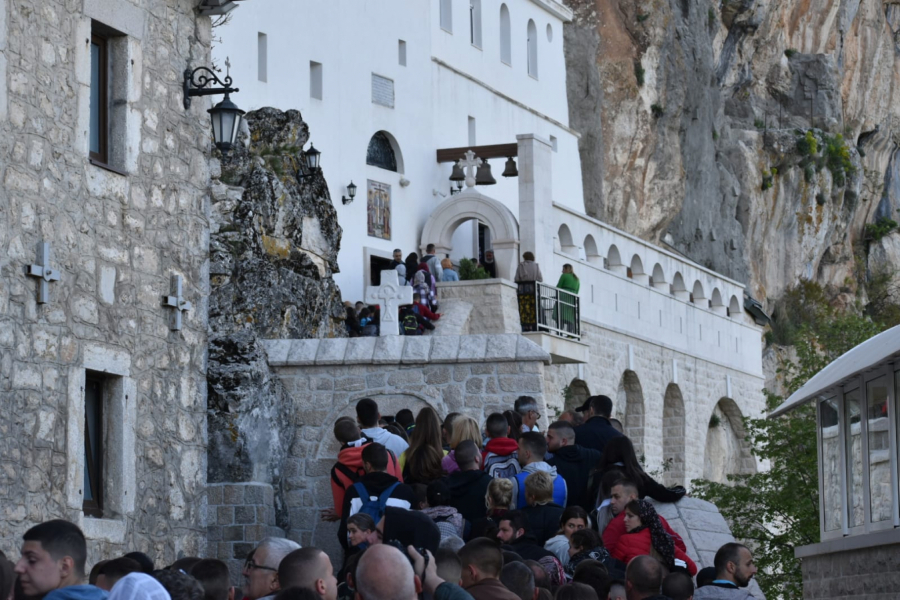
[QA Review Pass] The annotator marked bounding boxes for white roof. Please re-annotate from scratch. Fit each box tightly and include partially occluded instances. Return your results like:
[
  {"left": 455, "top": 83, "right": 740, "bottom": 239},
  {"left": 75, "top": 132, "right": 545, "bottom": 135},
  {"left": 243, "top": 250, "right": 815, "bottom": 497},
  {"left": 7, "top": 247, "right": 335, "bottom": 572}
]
[{"left": 769, "top": 324, "right": 900, "bottom": 418}]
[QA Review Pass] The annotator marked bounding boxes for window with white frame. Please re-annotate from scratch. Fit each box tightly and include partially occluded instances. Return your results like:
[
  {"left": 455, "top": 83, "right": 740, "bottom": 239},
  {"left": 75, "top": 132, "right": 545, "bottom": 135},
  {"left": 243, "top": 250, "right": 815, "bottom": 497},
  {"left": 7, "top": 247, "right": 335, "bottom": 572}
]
[
  {"left": 499, "top": 4, "right": 511, "bottom": 65},
  {"left": 469, "top": 0, "right": 482, "bottom": 48},
  {"left": 526, "top": 19, "right": 538, "bottom": 78},
  {"left": 440, "top": 0, "right": 452, "bottom": 33}
]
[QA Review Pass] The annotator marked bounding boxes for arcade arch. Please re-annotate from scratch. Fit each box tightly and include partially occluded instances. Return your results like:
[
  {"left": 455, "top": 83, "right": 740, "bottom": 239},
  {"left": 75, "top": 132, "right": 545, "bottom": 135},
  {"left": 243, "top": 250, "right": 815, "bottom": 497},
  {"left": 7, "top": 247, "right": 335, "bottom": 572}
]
[
  {"left": 584, "top": 235, "right": 601, "bottom": 265},
  {"left": 564, "top": 378, "right": 591, "bottom": 414},
  {"left": 703, "top": 397, "right": 756, "bottom": 483},
  {"left": 662, "top": 384, "right": 686, "bottom": 486},
  {"left": 618, "top": 370, "right": 646, "bottom": 458}
]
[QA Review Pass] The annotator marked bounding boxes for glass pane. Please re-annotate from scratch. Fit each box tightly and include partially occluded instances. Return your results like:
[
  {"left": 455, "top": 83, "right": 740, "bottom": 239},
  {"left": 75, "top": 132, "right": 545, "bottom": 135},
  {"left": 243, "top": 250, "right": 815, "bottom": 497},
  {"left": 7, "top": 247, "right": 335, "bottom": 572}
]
[
  {"left": 819, "top": 397, "right": 842, "bottom": 531},
  {"left": 84, "top": 379, "right": 102, "bottom": 502},
  {"left": 90, "top": 43, "right": 100, "bottom": 154},
  {"left": 867, "top": 376, "right": 891, "bottom": 523},
  {"left": 845, "top": 388, "right": 863, "bottom": 527}
]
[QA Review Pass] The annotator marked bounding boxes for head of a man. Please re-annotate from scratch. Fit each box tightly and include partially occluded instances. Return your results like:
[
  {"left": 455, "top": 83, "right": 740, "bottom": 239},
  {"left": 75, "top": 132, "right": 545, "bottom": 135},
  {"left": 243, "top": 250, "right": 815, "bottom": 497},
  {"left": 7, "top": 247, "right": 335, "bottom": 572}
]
[
  {"left": 625, "top": 555, "right": 663, "bottom": 600},
  {"left": 485, "top": 250, "right": 494, "bottom": 262},
  {"left": 190, "top": 559, "right": 235, "bottom": 600},
  {"left": 496, "top": 511, "right": 529, "bottom": 544},
  {"left": 242, "top": 537, "right": 301, "bottom": 600},
  {"left": 454, "top": 440, "right": 481, "bottom": 471},
  {"left": 15, "top": 519, "right": 87, "bottom": 597},
  {"left": 356, "top": 398, "right": 380, "bottom": 429},
  {"left": 557, "top": 411, "right": 584, "bottom": 427},
  {"left": 434, "top": 549, "right": 462, "bottom": 586},
  {"left": 334, "top": 418, "right": 362, "bottom": 446},
  {"left": 426, "top": 243, "right": 436, "bottom": 254},
  {"left": 523, "top": 561, "right": 549, "bottom": 591},
  {"left": 572, "top": 561, "right": 610, "bottom": 599},
  {"left": 95, "top": 557, "right": 142, "bottom": 591},
  {"left": 546, "top": 421, "right": 575, "bottom": 452},
  {"left": 586, "top": 395, "right": 613, "bottom": 420},
  {"left": 714, "top": 543, "right": 757, "bottom": 588},
  {"left": 153, "top": 570, "right": 204, "bottom": 600},
  {"left": 277, "top": 549, "right": 337, "bottom": 600},
  {"left": 609, "top": 480, "right": 639, "bottom": 516},
  {"left": 517, "top": 432, "right": 548, "bottom": 468},
  {"left": 355, "top": 544, "right": 419, "bottom": 600},
  {"left": 485, "top": 412, "right": 509, "bottom": 440},
  {"left": 661, "top": 571, "right": 694, "bottom": 600},
  {"left": 393, "top": 249, "right": 403, "bottom": 262},
  {"left": 514, "top": 397, "right": 540, "bottom": 429},
  {"left": 524, "top": 472, "right": 554, "bottom": 507},
  {"left": 361, "top": 443, "right": 389, "bottom": 474},
  {"left": 500, "top": 562, "right": 536, "bottom": 600},
  {"left": 458, "top": 538, "right": 503, "bottom": 588}
]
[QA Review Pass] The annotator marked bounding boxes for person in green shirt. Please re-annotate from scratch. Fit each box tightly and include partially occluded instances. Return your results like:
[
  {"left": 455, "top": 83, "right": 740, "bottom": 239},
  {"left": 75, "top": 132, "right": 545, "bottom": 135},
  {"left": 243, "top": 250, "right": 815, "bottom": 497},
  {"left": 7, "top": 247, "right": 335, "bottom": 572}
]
[{"left": 556, "top": 264, "right": 580, "bottom": 333}]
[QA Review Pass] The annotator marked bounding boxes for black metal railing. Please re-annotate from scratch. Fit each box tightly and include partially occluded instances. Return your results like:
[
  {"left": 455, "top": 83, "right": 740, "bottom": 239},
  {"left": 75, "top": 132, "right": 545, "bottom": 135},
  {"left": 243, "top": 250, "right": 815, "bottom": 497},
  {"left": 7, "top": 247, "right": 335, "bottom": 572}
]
[{"left": 517, "top": 281, "right": 581, "bottom": 340}]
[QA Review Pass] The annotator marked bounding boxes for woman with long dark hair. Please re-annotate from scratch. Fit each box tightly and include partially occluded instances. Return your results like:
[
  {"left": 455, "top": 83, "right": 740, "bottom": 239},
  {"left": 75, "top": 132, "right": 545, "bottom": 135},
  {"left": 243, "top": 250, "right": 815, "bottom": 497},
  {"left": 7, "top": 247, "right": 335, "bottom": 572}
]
[
  {"left": 401, "top": 406, "right": 446, "bottom": 485},
  {"left": 611, "top": 499, "right": 697, "bottom": 575},
  {"left": 544, "top": 505, "right": 589, "bottom": 567},
  {"left": 404, "top": 252, "right": 419, "bottom": 285},
  {"left": 503, "top": 409, "right": 522, "bottom": 442},
  {"left": 595, "top": 436, "right": 685, "bottom": 503}
]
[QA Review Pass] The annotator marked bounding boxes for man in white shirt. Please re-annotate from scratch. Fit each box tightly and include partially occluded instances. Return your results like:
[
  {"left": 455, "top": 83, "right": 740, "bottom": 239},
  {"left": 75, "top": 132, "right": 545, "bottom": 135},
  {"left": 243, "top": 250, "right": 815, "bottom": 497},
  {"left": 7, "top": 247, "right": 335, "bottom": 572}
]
[{"left": 356, "top": 397, "right": 409, "bottom": 458}]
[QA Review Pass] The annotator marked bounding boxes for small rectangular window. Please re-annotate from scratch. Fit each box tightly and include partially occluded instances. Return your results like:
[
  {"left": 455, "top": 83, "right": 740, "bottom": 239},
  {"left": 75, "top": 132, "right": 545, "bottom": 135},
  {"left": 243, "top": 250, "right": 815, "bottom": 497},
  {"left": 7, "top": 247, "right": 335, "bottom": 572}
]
[
  {"left": 83, "top": 373, "right": 104, "bottom": 517},
  {"left": 440, "top": 0, "right": 453, "bottom": 33},
  {"left": 89, "top": 33, "right": 109, "bottom": 164},
  {"left": 468, "top": 116, "right": 476, "bottom": 146},
  {"left": 470, "top": 0, "right": 482, "bottom": 48},
  {"left": 550, "top": 135, "right": 558, "bottom": 152},
  {"left": 258, "top": 32, "right": 268, "bottom": 82},
  {"left": 310, "top": 61, "right": 323, "bottom": 100},
  {"left": 398, "top": 40, "right": 407, "bottom": 66},
  {"left": 845, "top": 387, "right": 864, "bottom": 528},
  {"left": 372, "top": 74, "right": 395, "bottom": 108}
]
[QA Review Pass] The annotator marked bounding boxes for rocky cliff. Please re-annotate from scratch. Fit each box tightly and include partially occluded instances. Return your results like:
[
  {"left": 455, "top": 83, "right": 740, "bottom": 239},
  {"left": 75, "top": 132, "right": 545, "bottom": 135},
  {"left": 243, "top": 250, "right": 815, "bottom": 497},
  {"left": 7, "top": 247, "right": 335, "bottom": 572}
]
[
  {"left": 564, "top": 0, "right": 900, "bottom": 307},
  {"left": 206, "top": 108, "right": 345, "bottom": 525}
]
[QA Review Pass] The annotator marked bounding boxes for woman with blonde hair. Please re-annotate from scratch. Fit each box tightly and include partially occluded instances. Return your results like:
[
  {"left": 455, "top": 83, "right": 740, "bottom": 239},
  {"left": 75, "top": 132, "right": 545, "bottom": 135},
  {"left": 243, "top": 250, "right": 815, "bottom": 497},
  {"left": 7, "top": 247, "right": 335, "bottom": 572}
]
[
  {"left": 441, "top": 415, "right": 483, "bottom": 474},
  {"left": 401, "top": 406, "right": 447, "bottom": 485},
  {"left": 440, "top": 257, "right": 459, "bottom": 282},
  {"left": 468, "top": 477, "right": 514, "bottom": 540}
]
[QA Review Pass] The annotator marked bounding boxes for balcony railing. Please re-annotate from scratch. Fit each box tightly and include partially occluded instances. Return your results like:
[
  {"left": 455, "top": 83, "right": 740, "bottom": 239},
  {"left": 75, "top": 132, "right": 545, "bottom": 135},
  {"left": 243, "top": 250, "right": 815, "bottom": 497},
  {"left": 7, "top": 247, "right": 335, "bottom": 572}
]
[{"left": 517, "top": 281, "right": 581, "bottom": 340}]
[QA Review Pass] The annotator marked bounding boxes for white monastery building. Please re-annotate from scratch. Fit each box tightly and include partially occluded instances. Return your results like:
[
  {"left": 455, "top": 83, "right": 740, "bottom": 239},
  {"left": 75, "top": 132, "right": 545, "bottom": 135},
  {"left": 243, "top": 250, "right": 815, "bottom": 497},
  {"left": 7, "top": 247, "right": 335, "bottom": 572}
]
[{"left": 215, "top": 0, "right": 767, "bottom": 490}]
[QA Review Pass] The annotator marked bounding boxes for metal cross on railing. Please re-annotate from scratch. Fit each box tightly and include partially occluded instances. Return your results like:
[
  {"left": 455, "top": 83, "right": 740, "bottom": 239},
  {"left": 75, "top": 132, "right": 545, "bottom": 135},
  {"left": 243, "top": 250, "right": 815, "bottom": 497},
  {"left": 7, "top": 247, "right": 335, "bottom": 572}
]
[
  {"left": 161, "top": 274, "right": 192, "bottom": 331},
  {"left": 25, "top": 242, "right": 61, "bottom": 304}
]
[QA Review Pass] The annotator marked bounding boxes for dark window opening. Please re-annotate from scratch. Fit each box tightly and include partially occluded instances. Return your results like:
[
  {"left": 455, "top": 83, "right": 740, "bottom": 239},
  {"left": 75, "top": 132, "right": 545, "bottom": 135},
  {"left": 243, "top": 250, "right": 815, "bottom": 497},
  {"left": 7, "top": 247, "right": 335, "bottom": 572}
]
[
  {"left": 83, "top": 373, "right": 104, "bottom": 517},
  {"left": 89, "top": 32, "right": 109, "bottom": 165},
  {"left": 370, "top": 255, "right": 394, "bottom": 286},
  {"left": 366, "top": 132, "right": 398, "bottom": 172}
]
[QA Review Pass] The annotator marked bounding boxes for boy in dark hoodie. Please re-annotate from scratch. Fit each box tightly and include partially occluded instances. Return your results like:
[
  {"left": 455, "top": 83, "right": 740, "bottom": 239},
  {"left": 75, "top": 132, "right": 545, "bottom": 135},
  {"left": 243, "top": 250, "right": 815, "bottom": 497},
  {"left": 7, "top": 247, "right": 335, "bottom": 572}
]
[
  {"left": 482, "top": 412, "right": 520, "bottom": 478},
  {"left": 445, "top": 441, "right": 494, "bottom": 525}
]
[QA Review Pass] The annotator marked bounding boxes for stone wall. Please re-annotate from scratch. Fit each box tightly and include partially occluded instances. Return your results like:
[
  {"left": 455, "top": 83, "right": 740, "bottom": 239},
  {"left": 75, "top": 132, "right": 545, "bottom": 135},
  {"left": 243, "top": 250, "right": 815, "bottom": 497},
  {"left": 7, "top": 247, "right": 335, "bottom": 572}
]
[
  {"left": 0, "top": 0, "right": 211, "bottom": 565},
  {"left": 435, "top": 278, "right": 521, "bottom": 335},
  {"left": 262, "top": 334, "right": 551, "bottom": 562},
  {"left": 801, "top": 542, "right": 900, "bottom": 600}
]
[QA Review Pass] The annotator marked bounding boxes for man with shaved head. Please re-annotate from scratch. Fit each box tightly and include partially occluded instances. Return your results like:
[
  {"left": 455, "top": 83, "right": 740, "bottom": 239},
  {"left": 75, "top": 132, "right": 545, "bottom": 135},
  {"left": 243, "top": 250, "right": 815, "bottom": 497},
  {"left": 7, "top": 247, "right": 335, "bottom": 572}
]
[
  {"left": 546, "top": 420, "right": 601, "bottom": 509},
  {"left": 625, "top": 555, "right": 665, "bottom": 600},
  {"left": 446, "top": 440, "right": 494, "bottom": 523},
  {"left": 355, "top": 544, "right": 419, "bottom": 600},
  {"left": 277, "top": 548, "right": 337, "bottom": 600}
]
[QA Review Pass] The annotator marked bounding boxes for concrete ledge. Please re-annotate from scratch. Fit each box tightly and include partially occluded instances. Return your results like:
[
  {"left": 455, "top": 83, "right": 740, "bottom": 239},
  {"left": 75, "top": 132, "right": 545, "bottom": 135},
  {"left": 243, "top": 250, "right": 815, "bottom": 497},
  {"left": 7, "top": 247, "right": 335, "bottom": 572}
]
[
  {"left": 261, "top": 334, "right": 551, "bottom": 366},
  {"left": 82, "top": 517, "right": 126, "bottom": 544},
  {"left": 796, "top": 528, "right": 900, "bottom": 558},
  {"left": 521, "top": 332, "right": 590, "bottom": 364}
]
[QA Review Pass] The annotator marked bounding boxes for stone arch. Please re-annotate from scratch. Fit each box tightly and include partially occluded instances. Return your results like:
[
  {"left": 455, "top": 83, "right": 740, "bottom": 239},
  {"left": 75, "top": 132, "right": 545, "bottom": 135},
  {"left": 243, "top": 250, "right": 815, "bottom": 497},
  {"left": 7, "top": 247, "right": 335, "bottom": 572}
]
[
  {"left": 630, "top": 254, "right": 648, "bottom": 284},
  {"left": 729, "top": 294, "right": 742, "bottom": 318},
  {"left": 692, "top": 280, "right": 706, "bottom": 305},
  {"left": 420, "top": 190, "right": 519, "bottom": 279},
  {"left": 710, "top": 288, "right": 726, "bottom": 315},
  {"left": 584, "top": 235, "right": 601, "bottom": 265},
  {"left": 662, "top": 384, "right": 686, "bottom": 487},
  {"left": 607, "top": 244, "right": 625, "bottom": 274},
  {"left": 366, "top": 130, "right": 405, "bottom": 174},
  {"left": 617, "top": 370, "right": 645, "bottom": 458},
  {"left": 651, "top": 263, "right": 668, "bottom": 291},
  {"left": 672, "top": 272, "right": 689, "bottom": 300},
  {"left": 558, "top": 223, "right": 577, "bottom": 254},
  {"left": 703, "top": 397, "right": 756, "bottom": 483},
  {"left": 564, "top": 378, "right": 591, "bottom": 414}
]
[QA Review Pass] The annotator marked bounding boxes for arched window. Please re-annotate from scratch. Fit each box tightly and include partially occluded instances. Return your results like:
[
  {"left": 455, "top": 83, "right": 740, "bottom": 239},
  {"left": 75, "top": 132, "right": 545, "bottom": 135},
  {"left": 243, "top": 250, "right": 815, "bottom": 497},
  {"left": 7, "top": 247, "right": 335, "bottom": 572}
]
[
  {"left": 440, "top": 0, "right": 452, "bottom": 33},
  {"left": 499, "top": 4, "right": 511, "bottom": 65},
  {"left": 470, "top": 0, "right": 482, "bottom": 48},
  {"left": 366, "top": 132, "right": 398, "bottom": 172},
  {"left": 526, "top": 19, "right": 538, "bottom": 78}
]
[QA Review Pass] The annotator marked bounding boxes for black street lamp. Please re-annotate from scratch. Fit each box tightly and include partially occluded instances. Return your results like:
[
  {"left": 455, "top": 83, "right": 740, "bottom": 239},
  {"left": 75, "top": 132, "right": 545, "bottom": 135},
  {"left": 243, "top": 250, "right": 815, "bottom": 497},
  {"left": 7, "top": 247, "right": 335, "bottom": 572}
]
[
  {"left": 298, "top": 144, "right": 322, "bottom": 179},
  {"left": 183, "top": 65, "right": 244, "bottom": 153},
  {"left": 342, "top": 181, "right": 357, "bottom": 205}
]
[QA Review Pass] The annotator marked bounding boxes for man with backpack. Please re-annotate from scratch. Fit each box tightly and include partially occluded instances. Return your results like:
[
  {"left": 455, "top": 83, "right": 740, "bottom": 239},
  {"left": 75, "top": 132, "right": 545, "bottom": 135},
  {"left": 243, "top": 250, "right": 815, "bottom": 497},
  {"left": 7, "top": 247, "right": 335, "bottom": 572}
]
[
  {"left": 338, "top": 443, "right": 417, "bottom": 550},
  {"left": 482, "top": 412, "right": 521, "bottom": 478},
  {"left": 399, "top": 304, "right": 434, "bottom": 335},
  {"left": 421, "top": 243, "right": 444, "bottom": 283}
]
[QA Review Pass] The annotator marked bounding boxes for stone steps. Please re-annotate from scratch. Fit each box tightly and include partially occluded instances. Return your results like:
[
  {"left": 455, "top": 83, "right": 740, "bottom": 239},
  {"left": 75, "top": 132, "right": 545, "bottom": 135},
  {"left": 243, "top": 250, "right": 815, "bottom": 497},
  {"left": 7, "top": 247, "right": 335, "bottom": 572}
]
[{"left": 428, "top": 298, "right": 474, "bottom": 336}]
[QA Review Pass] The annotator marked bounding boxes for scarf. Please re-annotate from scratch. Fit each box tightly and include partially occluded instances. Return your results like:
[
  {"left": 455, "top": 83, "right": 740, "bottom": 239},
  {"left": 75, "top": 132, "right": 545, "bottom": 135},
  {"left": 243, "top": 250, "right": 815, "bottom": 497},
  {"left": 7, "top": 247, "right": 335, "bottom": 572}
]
[
  {"left": 564, "top": 546, "right": 611, "bottom": 578},
  {"left": 634, "top": 499, "right": 675, "bottom": 568}
]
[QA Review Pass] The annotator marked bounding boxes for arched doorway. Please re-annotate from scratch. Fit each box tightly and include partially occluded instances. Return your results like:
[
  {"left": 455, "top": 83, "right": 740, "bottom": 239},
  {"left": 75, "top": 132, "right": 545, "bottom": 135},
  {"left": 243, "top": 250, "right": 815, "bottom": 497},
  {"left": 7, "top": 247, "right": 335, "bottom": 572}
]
[
  {"left": 617, "top": 370, "right": 645, "bottom": 459},
  {"left": 419, "top": 190, "right": 519, "bottom": 279},
  {"left": 662, "top": 384, "right": 686, "bottom": 487},
  {"left": 703, "top": 397, "right": 756, "bottom": 483},
  {"left": 564, "top": 378, "right": 591, "bottom": 414}
]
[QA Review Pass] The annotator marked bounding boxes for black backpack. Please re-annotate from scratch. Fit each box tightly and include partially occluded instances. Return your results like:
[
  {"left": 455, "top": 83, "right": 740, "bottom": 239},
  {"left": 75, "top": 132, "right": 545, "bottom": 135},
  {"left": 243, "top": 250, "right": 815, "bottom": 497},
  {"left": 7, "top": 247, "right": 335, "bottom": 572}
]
[{"left": 401, "top": 313, "right": 421, "bottom": 335}]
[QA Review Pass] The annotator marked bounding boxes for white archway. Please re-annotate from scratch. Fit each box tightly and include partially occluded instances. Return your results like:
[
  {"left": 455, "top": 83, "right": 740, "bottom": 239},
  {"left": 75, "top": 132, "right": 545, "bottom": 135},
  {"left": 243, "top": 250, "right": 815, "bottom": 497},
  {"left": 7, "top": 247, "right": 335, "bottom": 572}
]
[{"left": 420, "top": 190, "right": 519, "bottom": 280}]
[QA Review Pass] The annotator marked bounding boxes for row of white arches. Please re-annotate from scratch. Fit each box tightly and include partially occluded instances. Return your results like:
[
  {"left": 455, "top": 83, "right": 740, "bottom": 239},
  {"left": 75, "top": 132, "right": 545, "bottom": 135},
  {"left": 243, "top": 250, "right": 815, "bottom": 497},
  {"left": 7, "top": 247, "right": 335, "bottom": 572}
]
[{"left": 557, "top": 223, "right": 743, "bottom": 318}]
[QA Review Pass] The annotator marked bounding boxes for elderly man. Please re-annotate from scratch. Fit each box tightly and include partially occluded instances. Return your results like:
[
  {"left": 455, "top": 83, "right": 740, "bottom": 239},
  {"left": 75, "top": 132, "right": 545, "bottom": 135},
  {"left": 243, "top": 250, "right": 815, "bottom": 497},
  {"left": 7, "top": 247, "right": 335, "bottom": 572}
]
[
  {"left": 242, "top": 537, "right": 301, "bottom": 600},
  {"left": 514, "top": 396, "right": 541, "bottom": 433}
]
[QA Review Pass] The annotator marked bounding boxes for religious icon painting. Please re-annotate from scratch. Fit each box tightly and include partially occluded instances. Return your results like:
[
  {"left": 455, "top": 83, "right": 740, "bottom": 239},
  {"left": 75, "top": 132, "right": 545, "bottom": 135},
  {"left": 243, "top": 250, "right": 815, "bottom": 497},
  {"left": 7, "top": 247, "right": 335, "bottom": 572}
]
[{"left": 367, "top": 179, "right": 392, "bottom": 240}]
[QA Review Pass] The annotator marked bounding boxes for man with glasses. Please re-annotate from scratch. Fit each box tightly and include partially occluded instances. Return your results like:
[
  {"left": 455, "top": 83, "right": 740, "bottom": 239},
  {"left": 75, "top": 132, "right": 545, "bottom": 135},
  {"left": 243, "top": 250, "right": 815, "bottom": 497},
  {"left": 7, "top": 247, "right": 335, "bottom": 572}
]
[
  {"left": 241, "top": 537, "right": 300, "bottom": 600},
  {"left": 514, "top": 396, "right": 542, "bottom": 433}
]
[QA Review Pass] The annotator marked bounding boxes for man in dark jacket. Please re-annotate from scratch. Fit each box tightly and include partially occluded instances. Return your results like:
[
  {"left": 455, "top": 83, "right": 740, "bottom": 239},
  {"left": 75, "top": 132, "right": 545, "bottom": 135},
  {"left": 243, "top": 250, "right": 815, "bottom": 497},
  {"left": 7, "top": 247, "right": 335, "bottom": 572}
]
[
  {"left": 446, "top": 441, "right": 494, "bottom": 524},
  {"left": 458, "top": 538, "right": 520, "bottom": 600},
  {"left": 339, "top": 443, "right": 417, "bottom": 549},
  {"left": 546, "top": 420, "right": 601, "bottom": 509},
  {"left": 496, "top": 511, "right": 555, "bottom": 562},
  {"left": 625, "top": 555, "right": 671, "bottom": 600},
  {"left": 572, "top": 395, "right": 622, "bottom": 454}
]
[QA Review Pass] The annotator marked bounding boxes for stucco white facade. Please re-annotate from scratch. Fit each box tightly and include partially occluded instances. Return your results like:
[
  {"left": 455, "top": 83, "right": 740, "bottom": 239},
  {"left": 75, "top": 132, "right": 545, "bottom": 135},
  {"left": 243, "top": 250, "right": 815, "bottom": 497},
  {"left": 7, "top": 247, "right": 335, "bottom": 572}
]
[{"left": 213, "top": 0, "right": 583, "bottom": 302}]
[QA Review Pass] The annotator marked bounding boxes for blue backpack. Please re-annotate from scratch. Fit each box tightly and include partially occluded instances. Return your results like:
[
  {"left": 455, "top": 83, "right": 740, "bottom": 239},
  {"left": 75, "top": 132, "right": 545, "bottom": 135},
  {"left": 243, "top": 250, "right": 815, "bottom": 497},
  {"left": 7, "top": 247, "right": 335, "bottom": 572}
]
[{"left": 352, "top": 481, "right": 400, "bottom": 523}]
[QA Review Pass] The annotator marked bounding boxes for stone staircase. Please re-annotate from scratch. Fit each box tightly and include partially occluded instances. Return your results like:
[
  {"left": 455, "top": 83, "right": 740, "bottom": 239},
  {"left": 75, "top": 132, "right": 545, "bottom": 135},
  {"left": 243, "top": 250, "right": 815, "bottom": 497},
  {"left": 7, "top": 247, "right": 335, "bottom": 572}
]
[{"left": 427, "top": 297, "right": 473, "bottom": 335}]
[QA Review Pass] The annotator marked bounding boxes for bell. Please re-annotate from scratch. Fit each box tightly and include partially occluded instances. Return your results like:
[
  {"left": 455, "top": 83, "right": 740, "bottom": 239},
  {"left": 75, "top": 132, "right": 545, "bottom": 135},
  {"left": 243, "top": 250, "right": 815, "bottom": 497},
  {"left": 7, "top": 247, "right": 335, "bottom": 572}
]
[
  {"left": 475, "top": 159, "right": 497, "bottom": 185},
  {"left": 449, "top": 161, "right": 466, "bottom": 182},
  {"left": 502, "top": 156, "right": 518, "bottom": 178}
]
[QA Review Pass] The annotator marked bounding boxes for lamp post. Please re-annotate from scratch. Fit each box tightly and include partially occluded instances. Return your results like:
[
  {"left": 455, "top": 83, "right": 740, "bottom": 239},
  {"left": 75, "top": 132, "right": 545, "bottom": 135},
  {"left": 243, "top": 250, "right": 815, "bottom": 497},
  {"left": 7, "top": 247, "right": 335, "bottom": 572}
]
[{"left": 183, "top": 63, "right": 244, "bottom": 153}]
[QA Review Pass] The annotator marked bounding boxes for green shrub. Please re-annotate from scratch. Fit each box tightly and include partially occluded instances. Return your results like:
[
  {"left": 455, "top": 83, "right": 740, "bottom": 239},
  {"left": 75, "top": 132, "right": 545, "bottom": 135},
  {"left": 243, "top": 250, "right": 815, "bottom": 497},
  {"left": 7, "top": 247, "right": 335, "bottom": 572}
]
[
  {"left": 761, "top": 169, "right": 774, "bottom": 191},
  {"left": 458, "top": 258, "right": 489, "bottom": 281},
  {"left": 651, "top": 104, "right": 665, "bottom": 118},
  {"left": 796, "top": 130, "right": 818, "bottom": 156},
  {"left": 637, "top": 12, "right": 650, "bottom": 22},
  {"left": 712, "top": 128, "right": 719, "bottom": 141},
  {"left": 864, "top": 216, "right": 898, "bottom": 241},
  {"left": 824, "top": 133, "right": 855, "bottom": 187},
  {"left": 754, "top": 119, "right": 765, "bottom": 129},
  {"left": 708, "top": 8, "right": 716, "bottom": 24},
  {"left": 784, "top": 48, "right": 798, "bottom": 58},
  {"left": 634, "top": 62, "right": 645, "bottom": 87},
  {"left": 804, "top": 163, "right": 816, "bottom": 182}
]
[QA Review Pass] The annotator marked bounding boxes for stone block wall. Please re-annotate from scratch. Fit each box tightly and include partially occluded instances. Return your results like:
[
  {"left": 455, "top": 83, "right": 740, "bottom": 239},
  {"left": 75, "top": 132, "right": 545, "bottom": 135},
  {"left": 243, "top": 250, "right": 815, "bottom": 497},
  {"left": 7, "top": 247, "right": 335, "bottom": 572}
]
[
  {"left": 207, "top": 483, "right": 284, "bottom": 581},
  {"left": 801, "top": 543, "right": 900, "bottom": 600},
  {"left": 0, "top": 0, "right": 212, "bottom": 565},
  {"left": 436, "top": 279, "right": 521, "bottom": 335},
  {"left": 262, "top": 334, "right": 551, "bottom": 562}
]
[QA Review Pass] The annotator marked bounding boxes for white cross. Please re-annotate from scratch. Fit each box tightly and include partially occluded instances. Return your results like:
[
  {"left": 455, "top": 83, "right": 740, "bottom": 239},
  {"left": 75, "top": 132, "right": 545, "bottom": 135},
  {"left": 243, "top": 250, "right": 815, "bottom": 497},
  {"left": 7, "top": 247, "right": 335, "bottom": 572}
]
[
  {"left": 365, "top": 270, "right": 413, "bottom": 336},
  {"left": 460, "top": 149, "right": 482, "bottom": 189},
  {"left": 25, "top": 242, "right": 61, "bottom": 304},
  {"left": 161, "top": 275, "right": 192, "bottom": 331}
]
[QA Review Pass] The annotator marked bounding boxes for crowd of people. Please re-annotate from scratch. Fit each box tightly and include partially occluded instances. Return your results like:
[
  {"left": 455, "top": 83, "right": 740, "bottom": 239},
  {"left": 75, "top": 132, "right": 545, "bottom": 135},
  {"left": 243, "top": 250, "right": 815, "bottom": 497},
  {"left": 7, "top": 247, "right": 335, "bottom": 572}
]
[{"left": 0, "top": 395, "right": 759, "bottom": 600}]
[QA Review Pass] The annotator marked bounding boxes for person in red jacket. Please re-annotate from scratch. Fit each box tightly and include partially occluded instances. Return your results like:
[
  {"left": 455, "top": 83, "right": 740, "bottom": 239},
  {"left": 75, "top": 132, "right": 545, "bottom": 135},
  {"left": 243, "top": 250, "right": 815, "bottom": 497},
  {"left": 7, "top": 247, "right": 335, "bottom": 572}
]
[
  {"left": 602, "top": 479, "right": 685, "bottom": 555},
  {"left": 612, "top": 499, "right": 697, "bottom": 576},
  {"left": 412, "top": 293, "right": 441, "bottom": 321}
]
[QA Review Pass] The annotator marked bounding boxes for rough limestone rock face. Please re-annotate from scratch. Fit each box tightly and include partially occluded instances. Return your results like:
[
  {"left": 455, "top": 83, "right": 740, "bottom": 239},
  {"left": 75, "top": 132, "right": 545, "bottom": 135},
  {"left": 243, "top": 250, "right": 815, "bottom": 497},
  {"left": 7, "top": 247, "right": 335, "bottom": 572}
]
[
  {"left": 565, "top": 0, "right": 900, "bottom": 305},
  {"left": 207, "top": 108, "right": 346, "bottom": 527}
]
